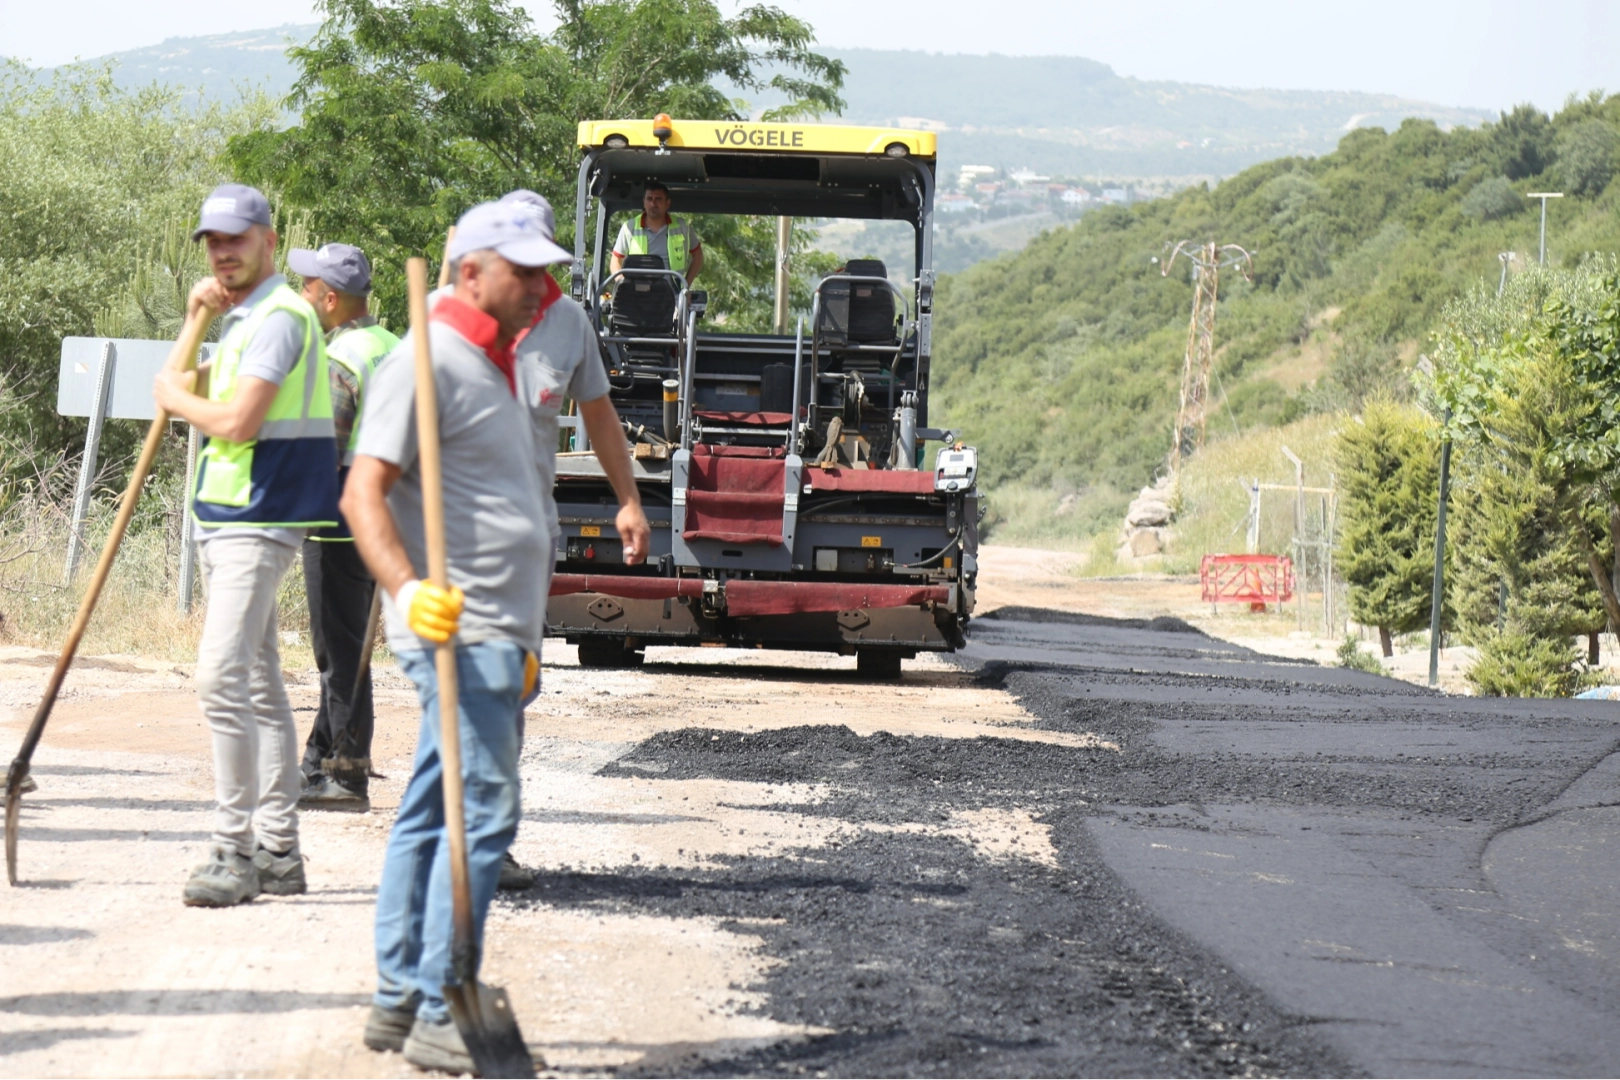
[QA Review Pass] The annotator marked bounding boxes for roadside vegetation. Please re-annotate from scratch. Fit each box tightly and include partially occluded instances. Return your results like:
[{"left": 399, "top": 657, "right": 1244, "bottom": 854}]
[
  {"left": 4, "top": 1, "right": 1619, "bottom": 698},
  {"left": 935, "top": 94, "right": 1620, "bottom": 515}
]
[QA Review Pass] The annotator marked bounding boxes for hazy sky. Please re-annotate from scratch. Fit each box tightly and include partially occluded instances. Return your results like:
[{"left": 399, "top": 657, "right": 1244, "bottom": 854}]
[{"left": 6, "top": 0, "right": 1613, "bottom": 113}]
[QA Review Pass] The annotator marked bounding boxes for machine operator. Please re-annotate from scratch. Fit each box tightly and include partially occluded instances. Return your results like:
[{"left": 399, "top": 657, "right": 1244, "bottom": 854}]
[{"left": 609, "top": 180, "right": 703, "bottom": 285}]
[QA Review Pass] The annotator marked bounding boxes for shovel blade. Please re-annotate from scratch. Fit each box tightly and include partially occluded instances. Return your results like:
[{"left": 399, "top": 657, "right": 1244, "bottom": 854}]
[
  {"left": 5, "top": 784, "right": 19, "bottom": 887},
  {"left": 444, "top": 979, "right": 536, "bottom": 1079}
]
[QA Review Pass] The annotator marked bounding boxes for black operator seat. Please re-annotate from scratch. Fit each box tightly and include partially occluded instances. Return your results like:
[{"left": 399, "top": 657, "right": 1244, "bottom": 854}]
[
  {"left": 816, "top": 258, "right": 899, "bottom": 350},
  {"left": 609, "top": 253, "right": 680, "bottom": 338}
]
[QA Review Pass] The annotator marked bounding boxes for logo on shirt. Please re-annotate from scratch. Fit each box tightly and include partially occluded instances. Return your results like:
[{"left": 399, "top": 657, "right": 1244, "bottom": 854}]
[{"left": 538, "top": 388, "right": 562, "bottom": 408}]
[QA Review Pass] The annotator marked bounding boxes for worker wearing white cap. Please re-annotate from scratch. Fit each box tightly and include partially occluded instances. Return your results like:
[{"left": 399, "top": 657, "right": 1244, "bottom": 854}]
[
  {"left": 343, "top": 199, "right": 649, "bottom": 1071},
  {"left": 152, "top": 183, "right": 340, "bottom": 907},
  {"left": 286, "top": 242, "right": 400, "bottom": 813}
]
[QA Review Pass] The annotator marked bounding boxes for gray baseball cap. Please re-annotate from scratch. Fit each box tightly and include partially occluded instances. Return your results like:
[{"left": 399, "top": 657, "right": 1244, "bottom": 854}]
[
  {"left": 287, "top": 243, "right": 373, "bottom": 295},
  {"left": 448, "top": 201, "right": 572, "bottom": 267},
  {"left": 498, "top": 189, "right": 556, "bottom": 237},
  {"left": 192, "top": 183, "right": 272, "bottom": 240}
]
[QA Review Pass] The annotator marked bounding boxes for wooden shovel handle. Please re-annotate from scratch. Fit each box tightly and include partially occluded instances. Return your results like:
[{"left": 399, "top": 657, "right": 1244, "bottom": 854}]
[
  {"left": 14, "top": 309, "right": 209, "bottom": 769},
  {"left": 7, "top": 307, "right": 210, "bottom": 884},
  {"left": 405, "top": 258, "right": 476, "bottom": 962}
]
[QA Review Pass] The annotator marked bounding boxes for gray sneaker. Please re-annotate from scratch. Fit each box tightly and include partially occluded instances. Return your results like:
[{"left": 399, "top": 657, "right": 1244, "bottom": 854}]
[
  {"left": 253, "top": 842, "right": 307, "bottom": 896},
  {"left": 363, "top": 999, "right": 419, "bottom": 1053},
  {"left": 403, "top": 1015, "right": 474, "bottom": 1074},
  {"left": 182, "top": 845, "right": 260, "bottom": 907}
]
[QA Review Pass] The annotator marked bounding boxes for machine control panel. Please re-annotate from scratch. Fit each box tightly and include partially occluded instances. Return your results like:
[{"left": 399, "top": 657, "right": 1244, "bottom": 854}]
[{"left": 934, "top": 446, "right": 978, "bottom": 492}]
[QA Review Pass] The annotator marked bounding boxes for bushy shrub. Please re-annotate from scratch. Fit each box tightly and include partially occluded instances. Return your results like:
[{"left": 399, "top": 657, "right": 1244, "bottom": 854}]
[
  {"left": 1336, "top": 636, "right": 1386, "bottom": 674},
  {"left": 1460, "top": 176, "right": 1523, "bottom": 221},
  {"left": 1557, "top": 119, "right": 1617, "bottom": 197},
  {"left": 1466, "top": 630, "right": 1587, "bottom": 697},
  {"left": 1429, "top": 265, "right": 1620, "bottom": 696}
]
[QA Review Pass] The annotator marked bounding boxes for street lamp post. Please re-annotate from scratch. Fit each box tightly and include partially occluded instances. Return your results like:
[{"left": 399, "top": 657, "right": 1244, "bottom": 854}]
[
  {"left": 1526, "top": 192, "right": 1563, "bottom": 265},
  {"left": 1497, "top": 251, "right": 1516, "bottom": 296}
]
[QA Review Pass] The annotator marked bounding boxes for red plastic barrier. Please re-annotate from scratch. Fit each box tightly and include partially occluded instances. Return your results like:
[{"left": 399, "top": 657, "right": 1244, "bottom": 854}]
[
  {"left": 1200, "top": 554, "right": 1294, "bottom": 610},
  {"left": 725, "top": 580, "right": 950, "bottom": 617}
]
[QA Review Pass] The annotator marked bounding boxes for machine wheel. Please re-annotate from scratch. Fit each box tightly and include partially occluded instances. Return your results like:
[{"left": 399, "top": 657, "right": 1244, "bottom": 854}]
[
  {"left": 577, "top": 639, "right": 643, "bottom": 669},
  {"left": 856, "top": 649, "right": 903, "bottom": 680}
]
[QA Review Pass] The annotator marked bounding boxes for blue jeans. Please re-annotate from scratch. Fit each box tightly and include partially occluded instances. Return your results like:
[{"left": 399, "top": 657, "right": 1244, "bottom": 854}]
[{"left": 374, "top": 640, "right": 524, "bottom": 1022}]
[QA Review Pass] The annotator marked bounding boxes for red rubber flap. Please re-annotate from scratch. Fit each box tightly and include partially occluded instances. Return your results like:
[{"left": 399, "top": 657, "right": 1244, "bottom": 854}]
[
  {"left": 549, "top": 575, "right": 704, "bottom": 600},
  {"left": 725, "top": 581, "right": 950, "bottom": 616},
  {"left": 806, "top": 469, "right": 937, "bottom": 494}
]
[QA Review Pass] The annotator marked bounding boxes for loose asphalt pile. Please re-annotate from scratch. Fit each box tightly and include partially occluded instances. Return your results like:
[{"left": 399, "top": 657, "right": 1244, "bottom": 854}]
[{"left": 493, "top": 606, "right": 1620, "bottom": 1077}]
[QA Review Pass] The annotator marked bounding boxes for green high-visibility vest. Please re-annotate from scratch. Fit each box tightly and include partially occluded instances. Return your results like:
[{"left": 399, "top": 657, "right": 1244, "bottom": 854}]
[
  {"left": 327, "top": 320, "right": 399, "bottom": 465},
  {"left": 625, "top": 215, "right": 694, "bottom": 275},
  {"left": 192, "top": 283, "right": 339, "bottom": 529}
]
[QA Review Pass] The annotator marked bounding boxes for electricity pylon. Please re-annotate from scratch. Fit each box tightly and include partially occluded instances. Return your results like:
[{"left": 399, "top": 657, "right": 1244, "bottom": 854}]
[{"left": 1155, "top": 240, "right": 1255, "bottom": 477}]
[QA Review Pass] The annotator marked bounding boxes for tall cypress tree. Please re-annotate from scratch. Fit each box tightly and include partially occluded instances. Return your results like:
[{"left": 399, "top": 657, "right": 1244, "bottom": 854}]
[{"left": 1335, "top": 400, "right": 1442, "bottom": 656}]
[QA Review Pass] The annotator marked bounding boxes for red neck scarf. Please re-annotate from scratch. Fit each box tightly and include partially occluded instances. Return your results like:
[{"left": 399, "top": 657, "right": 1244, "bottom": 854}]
[{"left": 430, "top": 295, "right": 516, "bottom": 395}]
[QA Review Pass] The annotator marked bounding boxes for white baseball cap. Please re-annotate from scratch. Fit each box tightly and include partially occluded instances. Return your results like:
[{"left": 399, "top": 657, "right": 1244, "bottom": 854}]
[{"left": 448, "top": 201, "right": 572, "bottom": 267}]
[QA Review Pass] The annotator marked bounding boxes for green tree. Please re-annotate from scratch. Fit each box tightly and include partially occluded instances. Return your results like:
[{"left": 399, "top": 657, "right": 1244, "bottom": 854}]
[
  {"left": 0, "top": 61, "right": 273, "bottom": 486},
  {"left": 1429, "top": 265, "right": 1620, "bottom": 695},
  {"left": 227, "top": 0, "right": 844, "bottom": 327},
  {"left": 1489, "top": 103, "right": 1557, "bottom": 180},
  {"left": 1556, "top": 119, "right": 1617, "bottom": 197},
  {"left": 1459, "top": 175, "right": 1522, "bottom": 221},
  {"left": 1334, "top": 399, "right": 1441, "bottom": 656}
]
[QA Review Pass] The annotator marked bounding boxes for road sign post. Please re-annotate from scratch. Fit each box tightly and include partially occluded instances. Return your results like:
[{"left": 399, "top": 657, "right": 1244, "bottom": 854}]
[
  {"left": 56, "top": 336, "right": 211, "bottom": 609},
  {"left": 63, "top": 342, "right": 116, "bottom": 584}
]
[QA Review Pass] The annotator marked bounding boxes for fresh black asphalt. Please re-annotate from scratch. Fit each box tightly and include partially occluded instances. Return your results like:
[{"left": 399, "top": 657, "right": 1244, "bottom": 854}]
[{"left": 504, "top": 607, "right": 1620, "bottom": 1077}]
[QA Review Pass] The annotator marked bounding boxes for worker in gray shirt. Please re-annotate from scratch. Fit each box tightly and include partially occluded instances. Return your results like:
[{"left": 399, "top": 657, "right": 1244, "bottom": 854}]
[{"left": 344, "top": 199, "right": 647, "bottom": 1071}]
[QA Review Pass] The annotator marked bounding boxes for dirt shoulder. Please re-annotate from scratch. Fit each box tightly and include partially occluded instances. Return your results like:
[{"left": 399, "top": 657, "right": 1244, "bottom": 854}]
[{"left": 0, "top": 566, "right": 1100, "bottom": 1078}]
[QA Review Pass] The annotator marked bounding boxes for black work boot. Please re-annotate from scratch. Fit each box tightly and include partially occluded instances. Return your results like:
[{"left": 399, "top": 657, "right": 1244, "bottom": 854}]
[
  {"left": 498, "top": 851, "right": 536, "bottom": 891},
  {"left": 299, "top": 774, "right": 370, "bottom": 813}
]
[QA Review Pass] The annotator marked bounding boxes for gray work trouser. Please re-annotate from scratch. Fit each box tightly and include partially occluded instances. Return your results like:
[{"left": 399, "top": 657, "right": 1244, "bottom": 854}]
[{"left": 196, "top": 535, "right": 301, "bottom": 855}]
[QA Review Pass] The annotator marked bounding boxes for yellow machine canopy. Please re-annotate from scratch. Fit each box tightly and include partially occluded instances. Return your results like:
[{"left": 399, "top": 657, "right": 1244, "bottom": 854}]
[{"left": 576, "top": 118, "right": 938, "bottom": 222}]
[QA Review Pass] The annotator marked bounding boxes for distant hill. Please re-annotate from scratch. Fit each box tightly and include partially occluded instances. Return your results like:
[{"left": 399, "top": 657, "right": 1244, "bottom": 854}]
[
  {"left": 37, "top": 25, "right": 313, "bottom": 104},
  {"left": 813, "top": 49, "right": 1492, "bottom": 182},
  {"left": 32, "top": 27, "right": 1491, "bottom": 184}
]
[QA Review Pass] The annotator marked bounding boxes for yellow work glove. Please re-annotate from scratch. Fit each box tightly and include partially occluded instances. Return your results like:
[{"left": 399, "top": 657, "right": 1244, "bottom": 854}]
[
  {"left": 523, "top": 651, "right": 539, "bottom": 697},
  {"left": 395, "top": 579, "right": 464, "bottom": 644}
]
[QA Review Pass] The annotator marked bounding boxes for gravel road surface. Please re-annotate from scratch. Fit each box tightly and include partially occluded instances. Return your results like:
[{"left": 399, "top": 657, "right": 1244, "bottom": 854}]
[{"left": 3, "top": 547, "right": 1619, "bottom": 1077}]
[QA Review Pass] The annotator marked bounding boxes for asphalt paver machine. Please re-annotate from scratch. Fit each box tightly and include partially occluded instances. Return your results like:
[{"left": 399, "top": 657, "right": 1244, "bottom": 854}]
[{"left": 550, "top": 117, "right": 980, "bottom": 676}]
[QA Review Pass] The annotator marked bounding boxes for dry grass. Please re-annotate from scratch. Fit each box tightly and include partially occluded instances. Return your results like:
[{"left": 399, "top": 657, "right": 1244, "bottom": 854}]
[
  {"left": 1058, "top": 412, "right": 1344, "bottom": 586},
  {"left": 980, "top": 481, "right": 1130, "bottom": 553},
  {"left": 0, "top": 465, "right": 312, "bottom": 664},
  {"left": 1165, "top": 412, "right": 1343, "bottom": 574}
]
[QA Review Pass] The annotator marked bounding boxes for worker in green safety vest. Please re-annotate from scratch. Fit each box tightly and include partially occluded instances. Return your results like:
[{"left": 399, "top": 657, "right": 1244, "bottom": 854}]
[
  {"left": 153, "top": 183, "right": 340, "bottom": 908},
  {"left": 288, "top": 242, "right": 400, "bottom": 813},
  {"left": 610, "top": 179, "right": 704, "bottom": 285}
]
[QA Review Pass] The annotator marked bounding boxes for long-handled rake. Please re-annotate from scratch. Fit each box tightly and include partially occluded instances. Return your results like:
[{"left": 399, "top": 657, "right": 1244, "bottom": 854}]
[{"left": 6, "top": 310, "right": 210, "bottom": 885}]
